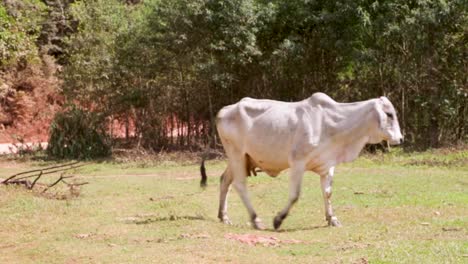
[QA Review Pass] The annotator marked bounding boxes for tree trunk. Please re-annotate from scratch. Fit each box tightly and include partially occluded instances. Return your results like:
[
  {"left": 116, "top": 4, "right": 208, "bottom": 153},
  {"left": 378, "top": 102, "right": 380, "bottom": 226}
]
[{"left": 207, "top": 84, "right": 216, "bottom": 148}]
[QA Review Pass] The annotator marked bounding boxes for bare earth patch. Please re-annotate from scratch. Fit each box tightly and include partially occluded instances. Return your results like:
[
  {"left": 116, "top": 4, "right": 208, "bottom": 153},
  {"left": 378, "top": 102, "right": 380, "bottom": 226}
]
[{"left": 224, "top": 233, "right": 305, "bottom": 247}]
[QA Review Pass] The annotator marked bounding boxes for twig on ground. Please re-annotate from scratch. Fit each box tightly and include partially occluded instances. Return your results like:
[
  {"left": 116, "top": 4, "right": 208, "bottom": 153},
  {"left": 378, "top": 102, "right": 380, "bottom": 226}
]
[
  {"left": 42, "top": 174, "right": 74, "bottom": 193},
  {"left": 1, "top": 162, "right": 89, "bottom": 199},
  {"left": 62, "top": 180, "right": 89, "bottom": 187},
  {"left": 1, "top": 161, "right": 80, "bottom": 183},
  {"left": 1, "top": 162, "right": 84, "bottom": 184},
  {"left": 29, "top": 171, "right": 43, "bottom": 190},
  {"left": 7, "top": 164, "right": 86, "bottom": 182}
]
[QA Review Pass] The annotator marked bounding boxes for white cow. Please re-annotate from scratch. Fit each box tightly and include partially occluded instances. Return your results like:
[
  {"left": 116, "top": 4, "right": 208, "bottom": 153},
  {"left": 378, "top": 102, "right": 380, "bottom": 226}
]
[{"left": 209, "top": 93, "right": 403, "bottom": 230}]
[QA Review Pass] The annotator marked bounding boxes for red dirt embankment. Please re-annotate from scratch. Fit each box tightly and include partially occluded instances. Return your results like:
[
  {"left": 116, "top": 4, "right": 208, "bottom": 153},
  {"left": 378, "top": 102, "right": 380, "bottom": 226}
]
[{"left": 0, "top": 64, "right": 62, "bottom": 144}]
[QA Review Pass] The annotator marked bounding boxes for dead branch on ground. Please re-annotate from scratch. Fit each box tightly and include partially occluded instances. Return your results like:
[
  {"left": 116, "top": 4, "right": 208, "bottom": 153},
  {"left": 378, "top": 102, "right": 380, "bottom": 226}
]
[{"left": 1, "top": 162, "right": 89, "bottom": 199}]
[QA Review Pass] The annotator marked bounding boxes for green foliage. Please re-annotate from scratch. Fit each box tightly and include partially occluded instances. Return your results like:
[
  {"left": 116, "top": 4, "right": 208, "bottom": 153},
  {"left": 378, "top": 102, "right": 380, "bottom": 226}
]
[
  {"left": 0, "top": 0, "right": 47, "bottom": 68},
  {"left": 351, "top": 0, "right": 468, "bottom": 147},
  {"left": 47, "top": 107, "right": 111, "bottom": 159},
  {"left": 6, "top": 0, "right": 461, "bottom": 152},
  {"left": 62, "top": 0, "right": 131, "bottom": 107}
]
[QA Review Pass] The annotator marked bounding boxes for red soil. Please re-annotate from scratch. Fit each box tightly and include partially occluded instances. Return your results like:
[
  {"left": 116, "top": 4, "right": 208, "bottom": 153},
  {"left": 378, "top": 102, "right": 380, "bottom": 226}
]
[{"left": 0, "top": 68, "right": 62, "bottom": 144}]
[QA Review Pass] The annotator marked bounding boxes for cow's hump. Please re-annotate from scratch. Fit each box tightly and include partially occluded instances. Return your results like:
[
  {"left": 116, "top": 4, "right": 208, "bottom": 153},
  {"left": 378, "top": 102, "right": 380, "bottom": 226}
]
[{"left": 308, "top": 93, "right": 337, "bottom": 108}]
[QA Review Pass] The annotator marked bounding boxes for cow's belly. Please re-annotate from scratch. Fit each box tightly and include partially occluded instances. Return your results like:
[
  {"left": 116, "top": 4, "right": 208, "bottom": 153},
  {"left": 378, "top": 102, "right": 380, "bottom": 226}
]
[{"left": 244, "top": 136, "right": 291, "bottom": 176}]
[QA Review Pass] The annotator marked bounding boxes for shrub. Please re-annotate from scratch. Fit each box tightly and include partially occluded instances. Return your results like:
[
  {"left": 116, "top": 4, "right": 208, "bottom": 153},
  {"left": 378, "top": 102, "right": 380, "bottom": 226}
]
[{"left": 47, "top": 107, "right": 110, "bottom": 159}]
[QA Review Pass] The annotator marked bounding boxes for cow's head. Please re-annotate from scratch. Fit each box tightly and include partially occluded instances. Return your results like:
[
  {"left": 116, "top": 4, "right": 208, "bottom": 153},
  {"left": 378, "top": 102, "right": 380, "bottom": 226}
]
[{"left": 372, "top": 97, "right": 404, "bottom": 145}]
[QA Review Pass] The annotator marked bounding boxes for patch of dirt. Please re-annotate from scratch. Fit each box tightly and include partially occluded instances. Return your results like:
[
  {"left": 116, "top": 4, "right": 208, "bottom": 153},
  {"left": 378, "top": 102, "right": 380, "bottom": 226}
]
[
  {"left": 224, "top": 233, "right": 305, "bottom": 247},
  {"left": 404, "top": 158, "right": 468, "bottom": 167},
  {"left": 74, "top": 233, "right": 96, "bottom": 239},
  {"left": 0, "top": 243, "right": 16, "bottom": 249},
  {"left": 442, "top": 227, "right": 463, "bottom": 232},
  {"left": 351, "top": 189, "right": 394, "bottom": 198},
  {"left": 335, "top": 242, "right": 371, "bottom": 252},
  {"left": 179, "top": 233, "right": 211, "bottom": 239},
  {"left": 130, "top": 233, "right": 210, "bottom": 245},
  {"left": 353, "top": 257, "right": 369, "bottom": 264},
  {"left": 149, "top": 195, "right": 175, "bottom": 201},
  {"left": 73, "top": 233, "right": 110, "bottom": 241}
]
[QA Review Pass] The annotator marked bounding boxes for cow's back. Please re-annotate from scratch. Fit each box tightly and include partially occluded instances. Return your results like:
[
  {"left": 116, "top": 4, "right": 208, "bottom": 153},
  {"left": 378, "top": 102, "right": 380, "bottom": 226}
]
[{"left": 217, "top": 97, "right": 299, "bottom": 141}]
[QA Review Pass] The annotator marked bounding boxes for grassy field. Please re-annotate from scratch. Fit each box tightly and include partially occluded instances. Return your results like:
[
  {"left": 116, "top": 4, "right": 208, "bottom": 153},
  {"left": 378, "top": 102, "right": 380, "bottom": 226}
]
[{"left": 0, "top": 149, "right": 467, "bottom": 263}]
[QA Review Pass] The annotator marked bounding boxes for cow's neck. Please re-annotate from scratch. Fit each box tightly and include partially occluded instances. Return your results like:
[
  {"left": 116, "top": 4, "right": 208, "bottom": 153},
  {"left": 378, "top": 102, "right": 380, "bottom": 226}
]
[{"left": 323, "top": 100, "right": 377, "bottom": 164}]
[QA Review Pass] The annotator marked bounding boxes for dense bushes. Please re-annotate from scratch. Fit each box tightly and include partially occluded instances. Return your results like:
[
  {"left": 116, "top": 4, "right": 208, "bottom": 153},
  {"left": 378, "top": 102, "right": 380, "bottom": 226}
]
[
  {"left": 1, "top": 0, "right": 466, "bottom": 154},
  {"left": 47, "top": 107, "right": 110, "bottom": 159}
]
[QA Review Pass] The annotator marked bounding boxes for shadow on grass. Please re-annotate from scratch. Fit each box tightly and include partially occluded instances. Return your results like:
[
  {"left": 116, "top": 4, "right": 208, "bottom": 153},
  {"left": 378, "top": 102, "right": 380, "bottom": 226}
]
[
  {"left": 128, "top": 215, "right": 206, "bottom": 225},
  {"left": 273, "top": 225, "right": 329, "bottom": 233}
]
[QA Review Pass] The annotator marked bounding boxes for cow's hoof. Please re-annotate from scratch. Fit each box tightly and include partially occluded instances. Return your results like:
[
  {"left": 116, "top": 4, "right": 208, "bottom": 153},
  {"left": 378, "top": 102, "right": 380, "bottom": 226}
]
[
  {"left": 252, "top": 218, "right": 265, "bottom": 230},
  {"left": 273, "top": 215, "right": 283, "bottom": 230},
  {"left": 328, "top": 216, "right": 342, "bottom": 227},
  {"left": 220, "top": 217, "right": 232, "bottom": 225}
]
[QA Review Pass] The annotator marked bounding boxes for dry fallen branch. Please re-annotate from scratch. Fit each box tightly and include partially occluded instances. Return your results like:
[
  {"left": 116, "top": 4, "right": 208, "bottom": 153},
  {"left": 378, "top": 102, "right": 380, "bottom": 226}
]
[
  {"left": 2, "top": 163, "right": 85, "bottom": 184},
  {"left": 29, "top": 171, "right": 43, "bottom": 190},
  {"left": 41, "top": 174, "right": 74, "bottom": 193},
  {"left": 62, "top": 180, "right": 89, "bottom": 187},
  {"left": 1, "top": 162, "right": 89, "bottom": 199},
  {"left": 1, "top": 161, "right": 80, "bottom": 183}
]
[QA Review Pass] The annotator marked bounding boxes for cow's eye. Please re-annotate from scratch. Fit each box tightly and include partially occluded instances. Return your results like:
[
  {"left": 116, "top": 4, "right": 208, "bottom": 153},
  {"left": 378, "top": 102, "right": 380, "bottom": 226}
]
[{"left": 386, "top": 112, "right": 393, "bottom": 119}]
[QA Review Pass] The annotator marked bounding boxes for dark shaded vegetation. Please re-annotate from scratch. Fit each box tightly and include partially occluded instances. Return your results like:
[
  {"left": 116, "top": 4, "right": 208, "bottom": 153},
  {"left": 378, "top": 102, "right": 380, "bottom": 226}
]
[{"left": 47, "top": 107, "right": 110, "bottom": 159}]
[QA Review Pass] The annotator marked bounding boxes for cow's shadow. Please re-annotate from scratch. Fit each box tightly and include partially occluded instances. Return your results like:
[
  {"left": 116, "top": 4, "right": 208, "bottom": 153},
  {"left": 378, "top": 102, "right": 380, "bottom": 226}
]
[
  {"left": 271, "top": 225, "right": 329, "bottom": 233},
  {"left": 128, "top": 215, "right": 206, "bottom": 225}
]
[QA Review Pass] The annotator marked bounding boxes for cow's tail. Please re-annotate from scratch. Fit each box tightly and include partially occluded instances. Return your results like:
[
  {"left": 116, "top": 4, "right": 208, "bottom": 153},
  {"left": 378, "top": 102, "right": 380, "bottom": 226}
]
[{"left": 200, "top": 159, "right": 207, "bottom": 188}]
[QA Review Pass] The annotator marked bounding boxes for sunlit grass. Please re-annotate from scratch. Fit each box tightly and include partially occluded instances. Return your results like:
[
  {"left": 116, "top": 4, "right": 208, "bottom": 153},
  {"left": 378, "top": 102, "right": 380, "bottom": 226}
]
[{"left": 0, "top": 149, "right": 466, "bottom": 263}]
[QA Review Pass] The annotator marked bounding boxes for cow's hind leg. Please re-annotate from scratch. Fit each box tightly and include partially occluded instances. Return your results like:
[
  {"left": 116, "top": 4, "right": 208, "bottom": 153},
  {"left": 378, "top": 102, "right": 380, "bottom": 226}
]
[
  {"left": 230, "top": 157, "right": 264, "bottom": 230},
  {"left": 273, "top": 162, "right": 305, "bottom": 230},
  {"left": 321, "top": 167, "right": 341, "bottom": 227},
  {"left": 218, "top": 166, "right": 233, "bottom": 224}
]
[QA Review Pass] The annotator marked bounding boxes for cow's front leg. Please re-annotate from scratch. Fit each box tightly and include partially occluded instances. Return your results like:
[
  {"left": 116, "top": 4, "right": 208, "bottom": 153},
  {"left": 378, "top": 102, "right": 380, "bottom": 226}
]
[
  {"left": 321, "top": 167, "right": 341, "bottom": 227},
  {"left": 273, "top": 162, "right": 305, "bottom": 230},
  {"left": 218, "top": 166, "right": 233, "bottom": 224}
]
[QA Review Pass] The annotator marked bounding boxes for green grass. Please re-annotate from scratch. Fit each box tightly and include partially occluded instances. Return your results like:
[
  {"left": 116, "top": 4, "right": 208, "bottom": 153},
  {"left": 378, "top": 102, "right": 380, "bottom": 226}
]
[{"left": 0, "top": 150, "right": 467, "bottom": 263}]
